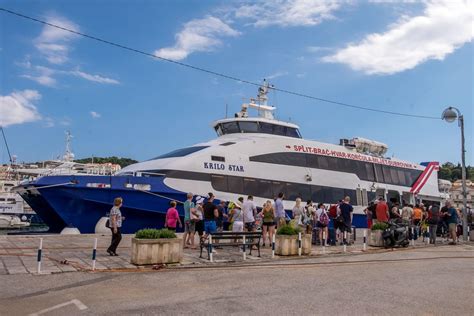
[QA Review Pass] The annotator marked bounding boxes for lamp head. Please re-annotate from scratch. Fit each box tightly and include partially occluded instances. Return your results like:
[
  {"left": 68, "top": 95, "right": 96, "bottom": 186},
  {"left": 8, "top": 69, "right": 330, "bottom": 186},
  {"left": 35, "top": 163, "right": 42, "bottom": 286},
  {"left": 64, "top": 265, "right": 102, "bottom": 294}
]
[{"left": 442, "top": 107, "right": 458, "bottom": 123}]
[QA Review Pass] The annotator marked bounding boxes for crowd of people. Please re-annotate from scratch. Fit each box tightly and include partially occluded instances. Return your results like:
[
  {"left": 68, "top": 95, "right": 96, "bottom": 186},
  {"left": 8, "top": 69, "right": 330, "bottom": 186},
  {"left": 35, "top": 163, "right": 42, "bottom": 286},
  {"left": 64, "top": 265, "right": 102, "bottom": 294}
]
[
  {"left": 106, "top": 193, "right": 465, "bottom": 255},
  {"left": 364, "top": 198, "right": 462, "bottom": 245},
  {"left": 167, "top": 192, "right": 355, "bottom": 249}
]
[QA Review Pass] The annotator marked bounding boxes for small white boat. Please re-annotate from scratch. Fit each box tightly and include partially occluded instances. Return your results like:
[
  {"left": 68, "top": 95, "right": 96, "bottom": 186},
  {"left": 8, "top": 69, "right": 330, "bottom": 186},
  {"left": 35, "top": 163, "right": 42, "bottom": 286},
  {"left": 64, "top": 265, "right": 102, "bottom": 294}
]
[{"left": 0, "top": 215, "right": 31, "bottom": 228}]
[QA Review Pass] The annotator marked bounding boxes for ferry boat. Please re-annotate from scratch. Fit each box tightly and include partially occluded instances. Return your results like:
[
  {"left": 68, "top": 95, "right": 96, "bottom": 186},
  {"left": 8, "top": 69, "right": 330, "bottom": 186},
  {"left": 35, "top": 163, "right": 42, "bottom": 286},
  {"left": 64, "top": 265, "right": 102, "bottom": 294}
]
[{"left": 15, "top": 82, "right": 443, "bottom": 233}]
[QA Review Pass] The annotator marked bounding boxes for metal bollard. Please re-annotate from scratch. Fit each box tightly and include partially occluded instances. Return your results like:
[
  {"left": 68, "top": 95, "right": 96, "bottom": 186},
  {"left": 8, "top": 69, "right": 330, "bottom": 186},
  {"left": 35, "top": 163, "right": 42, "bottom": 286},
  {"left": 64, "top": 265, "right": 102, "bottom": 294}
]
[
  {"left": 363, "top": 229, "right": 367, "bottom": 251},
  {"left": 242, "top": 235, "right": 246, "bottom": 260},
  {"left": 271, "top": 234, "right": 275, "bottom": 258},
  {"left": 343, "top": 231, "right": 347, "bottom": 253},
  {"left": 322, "top": 231, "right": 326, "bottom": 254},
  {"left": 37, "top": 238, "right": 43, "bottom": 274},
  {"left": 411, "top": 227, "right": 415, "bottom": 246},
  {"left": 468, "top": 226, "right": 470, "bottom": 242},
  {"left": 426, "top": 226, "right": 430, "bottom": 245},
  {"left": 92, "top": 238, "right": 98, "bottom": 271},
  {"left": 298, "top": 232, "right": 302, "bottom": 256},
  {"left": 209, "top": 235, "right": 214, "bottom": 262}
]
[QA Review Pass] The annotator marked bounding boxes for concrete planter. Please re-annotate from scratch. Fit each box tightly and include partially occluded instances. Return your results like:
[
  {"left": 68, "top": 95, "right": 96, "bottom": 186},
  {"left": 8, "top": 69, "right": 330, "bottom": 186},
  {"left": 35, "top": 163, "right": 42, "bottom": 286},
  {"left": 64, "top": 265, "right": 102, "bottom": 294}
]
[
  {"left": 369, "top": 230, "right": 384, "bottom": 247},
  {"left": 275, "top": 234, "right": 312, "bottom": 256},
  {"left": 470, "top": 229, "right": 474, "bottom": 242},
  {"left": 131, "top": 237, "right": 183, "bottom": 265}
]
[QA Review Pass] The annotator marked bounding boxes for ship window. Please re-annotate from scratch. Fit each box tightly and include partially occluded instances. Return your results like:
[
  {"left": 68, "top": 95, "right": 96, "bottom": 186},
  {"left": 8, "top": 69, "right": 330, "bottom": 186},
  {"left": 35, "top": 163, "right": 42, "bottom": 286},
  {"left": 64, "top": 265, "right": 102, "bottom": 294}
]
[
  {"left": 211, "top": 156, "right": 225, "bottom": 162},
  {"left": 0, "top": 198, "right": 5, "bottom": 201},
  {"left": 220, "top": 142, "right": 236, "bottom": 146},
  {"left": 228, "top": 176, "right": 244, "bottom": 194},
  {"left": 273, "top": 125, "right": 287, "bottom": 136},
  {"left": 355, "top": 161, "right": 368, "bottom": 180},
  {"left": 344, "top": 189, "right": 357, "bottom": 205},
  {"left": 220, "top": 122, "right": 239, "bottom": 134},
  {"left": 258, "top": 179, "right": 273, "bottom": 198},
  {"left": 390, "top": 168, "right": 399, "bottom": 185},
  {"left": 272, "top": 181, "right": 287, "bottom": 198},
  {"left": 382, "top": 167, "right": 392, "bottom": 184},
  {"left": 286, "top": 128, "right": 301, "bottom": 138},
  {"left": 259, "top": 122, "right": 274, "bottom": 134},
  {"left": 318, "top": 156, "right": 329, "bottom": 169},
  {"left": 153, "top": 146, "right": 209, "bottom": 159},
  {"left": 211, "top": 175, "right": 228, "bottom": 191},
  {"left": 286, "top": 183, "right": 311, "bottom": 201},
  {"left": 397, "top": 169, "right": 406, "bottom": 186},
  {"left": 250, "top": 153, "right": 306, "bottom": 167},
  {"left": 366, "top": 163, "right": 376, "bottom": 182},
  {"left": 244, "top": 178, "right": 260, "bottom": 196},
  {"left": 374, "top": 164, "right": 384, "bottom": 183},
  {"left": 239, "top": 121, "right": 259, "bottom": 133},
  {"left": 306, "top": 155, "right": 319, "bottom": 169}
]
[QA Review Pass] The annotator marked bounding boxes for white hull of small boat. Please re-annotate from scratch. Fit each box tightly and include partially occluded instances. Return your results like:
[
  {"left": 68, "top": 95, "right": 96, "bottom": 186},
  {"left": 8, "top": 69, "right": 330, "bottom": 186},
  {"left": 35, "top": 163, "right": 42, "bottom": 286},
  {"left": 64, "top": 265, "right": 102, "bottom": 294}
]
[{"left": 0, "top": 215, "right": 31, "bottom": 228}]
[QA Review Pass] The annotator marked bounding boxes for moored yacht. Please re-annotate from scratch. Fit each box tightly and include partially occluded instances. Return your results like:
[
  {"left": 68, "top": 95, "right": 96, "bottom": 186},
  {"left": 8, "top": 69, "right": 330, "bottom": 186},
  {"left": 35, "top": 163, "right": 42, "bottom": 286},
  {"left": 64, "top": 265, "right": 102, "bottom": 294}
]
[{"left": 15, "top": 82, "right": 444, "bottom": 233}]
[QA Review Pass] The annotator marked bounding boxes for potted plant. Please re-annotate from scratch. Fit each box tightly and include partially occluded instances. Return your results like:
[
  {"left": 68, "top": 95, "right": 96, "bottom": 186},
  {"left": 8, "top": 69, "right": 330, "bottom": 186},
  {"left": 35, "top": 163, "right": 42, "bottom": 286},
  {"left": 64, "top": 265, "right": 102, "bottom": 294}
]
[
  {"left": 275, "top": 224, "right": 312, "bottom": 256},
  {"left": 131, "top": 228, "right": 183, "bottom": 265},
  {"left": 369, "top": 222, "right": 388, "bottom": 247}
]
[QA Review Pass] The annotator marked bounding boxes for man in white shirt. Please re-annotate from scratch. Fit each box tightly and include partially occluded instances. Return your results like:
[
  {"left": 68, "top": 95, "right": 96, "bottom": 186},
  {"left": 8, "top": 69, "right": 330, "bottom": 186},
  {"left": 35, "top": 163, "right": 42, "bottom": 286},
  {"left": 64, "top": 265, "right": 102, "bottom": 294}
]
[{"left": 242, "top": 195, "right": 257, "bottom": 231}]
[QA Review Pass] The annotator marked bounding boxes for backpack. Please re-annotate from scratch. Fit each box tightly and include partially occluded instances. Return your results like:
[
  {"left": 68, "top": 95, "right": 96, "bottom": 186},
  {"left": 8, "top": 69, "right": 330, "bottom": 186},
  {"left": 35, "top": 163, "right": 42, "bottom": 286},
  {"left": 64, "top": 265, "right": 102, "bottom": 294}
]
[
  {"left": 328, "top": 205, "right": 338, "bottom": 218},
  {"left": 319, "top": 211, "right": 330, "bottom": 226}
]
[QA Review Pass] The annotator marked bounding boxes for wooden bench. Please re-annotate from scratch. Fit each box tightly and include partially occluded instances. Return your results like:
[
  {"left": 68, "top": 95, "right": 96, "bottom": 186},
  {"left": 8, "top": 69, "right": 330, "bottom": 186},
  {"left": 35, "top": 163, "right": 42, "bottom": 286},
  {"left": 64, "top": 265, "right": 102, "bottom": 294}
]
[{"left": 200, "top": 231, "right": 262, "bottom": 260}]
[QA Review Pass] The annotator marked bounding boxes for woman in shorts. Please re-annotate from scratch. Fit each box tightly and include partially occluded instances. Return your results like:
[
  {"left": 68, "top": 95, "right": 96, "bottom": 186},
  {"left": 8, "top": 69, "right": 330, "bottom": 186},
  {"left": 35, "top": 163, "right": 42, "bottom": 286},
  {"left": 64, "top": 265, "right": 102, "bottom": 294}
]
[
  {"left": 230, "top": 202, "right": 244, "bottom": 233},
  {"left": 260, "top": 200, "right": 276, "bottom": 247},
  {"left": 194, "top": 197, "right": 205, "bottom": 240}
]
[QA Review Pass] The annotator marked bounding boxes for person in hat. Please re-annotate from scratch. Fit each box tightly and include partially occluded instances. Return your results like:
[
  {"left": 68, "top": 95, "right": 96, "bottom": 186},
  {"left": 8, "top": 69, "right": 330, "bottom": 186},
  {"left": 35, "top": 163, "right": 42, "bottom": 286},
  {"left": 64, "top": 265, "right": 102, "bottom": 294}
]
[
  {"left": 230, "top": 201, "right": 244, "bottom": 233},
  {"left": 194, "top": 196, "right": 205, "bottom": 241}
]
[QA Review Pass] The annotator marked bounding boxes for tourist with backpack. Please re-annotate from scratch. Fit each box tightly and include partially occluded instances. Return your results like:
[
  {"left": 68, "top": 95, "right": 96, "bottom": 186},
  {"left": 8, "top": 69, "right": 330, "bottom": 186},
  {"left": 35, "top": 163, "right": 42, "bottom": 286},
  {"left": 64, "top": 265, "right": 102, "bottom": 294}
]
[
  {"left": 316, "top": 203, "right": 330, "bottom": 245},
  {"left": 427, "top": 204, "right": 440, "bottom": 244}
]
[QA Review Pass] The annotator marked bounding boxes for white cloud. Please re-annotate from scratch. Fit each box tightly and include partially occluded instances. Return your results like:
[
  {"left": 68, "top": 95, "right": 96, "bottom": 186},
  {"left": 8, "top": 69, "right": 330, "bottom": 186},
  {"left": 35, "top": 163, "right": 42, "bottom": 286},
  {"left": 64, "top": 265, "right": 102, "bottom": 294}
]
[
  {"left": 34, "top": 15, "right": 79, "bottom": 64},
  {"left": 234, "top": 0, "right": 341, "bottom": 27},
  {"left": 21, "top": 65, "right": 57, "bottom": 87},
  {"left": 265, "top": 71, "right": 289, "bottom": 79},
  {"left": 90, "top": 111, "right": 101, "bottom": 119},
  {"left": 69, "top": 70, "right": 120, "bottom": 84},
  {"left": 322, "top": 1, "right": 474, "bottom": 75},
  {"left": 43, "top": 117, "right": 55, "bottom": 128},
  {"left": 154, "top": 16, "right": 240, "bottom": 61},
  {"left": 0, "top": 90, "right": 42, "bottom": 127}
]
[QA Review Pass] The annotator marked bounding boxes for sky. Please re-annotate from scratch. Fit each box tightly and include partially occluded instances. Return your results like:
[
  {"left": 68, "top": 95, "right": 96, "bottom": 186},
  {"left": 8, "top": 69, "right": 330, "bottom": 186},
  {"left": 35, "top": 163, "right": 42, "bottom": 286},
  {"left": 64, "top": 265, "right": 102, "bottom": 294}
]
[{"left": 0, "top": 0, "right": 473, "bottom": 166}]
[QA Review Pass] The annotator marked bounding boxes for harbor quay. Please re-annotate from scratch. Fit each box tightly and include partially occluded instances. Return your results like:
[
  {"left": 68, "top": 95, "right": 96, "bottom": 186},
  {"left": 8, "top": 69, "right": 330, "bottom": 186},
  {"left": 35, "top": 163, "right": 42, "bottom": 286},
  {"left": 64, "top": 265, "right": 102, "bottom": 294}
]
[
  {"left": 0, "top": 231, "right": 472, "bottom": 275},
  {"left": 0, "top": 233, "right": 472, "bottom": 316}
]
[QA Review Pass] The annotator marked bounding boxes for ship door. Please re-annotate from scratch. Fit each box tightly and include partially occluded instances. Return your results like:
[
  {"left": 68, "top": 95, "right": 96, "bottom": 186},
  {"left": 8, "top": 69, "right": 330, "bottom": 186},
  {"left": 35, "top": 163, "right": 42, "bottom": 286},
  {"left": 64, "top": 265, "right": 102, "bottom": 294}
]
[
  {"left": 402, "top": 191, "right": 414, "bottom": 205},
  {"left": 375, "top": 188, "right": 386, "bottom": 200}
]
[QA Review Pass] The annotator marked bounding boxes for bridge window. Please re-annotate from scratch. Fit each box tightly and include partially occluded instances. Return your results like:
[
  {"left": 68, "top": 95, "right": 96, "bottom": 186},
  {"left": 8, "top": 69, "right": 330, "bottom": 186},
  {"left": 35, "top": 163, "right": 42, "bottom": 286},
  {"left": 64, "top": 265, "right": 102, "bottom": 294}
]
[{"left": 152, "top": 146, "right": 209, "bottom": 159}]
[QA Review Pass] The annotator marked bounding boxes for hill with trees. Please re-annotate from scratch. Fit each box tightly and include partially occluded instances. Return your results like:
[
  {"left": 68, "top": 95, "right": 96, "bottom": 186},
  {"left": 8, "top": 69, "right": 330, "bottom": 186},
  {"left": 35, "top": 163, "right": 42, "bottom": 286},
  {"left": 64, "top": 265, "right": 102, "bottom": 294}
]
[
  {"left": 438, "top": 162, "right": 474, "bottom": 182},
  {"left": 74, "top": 156, "right": 138, "bottom": 168}
]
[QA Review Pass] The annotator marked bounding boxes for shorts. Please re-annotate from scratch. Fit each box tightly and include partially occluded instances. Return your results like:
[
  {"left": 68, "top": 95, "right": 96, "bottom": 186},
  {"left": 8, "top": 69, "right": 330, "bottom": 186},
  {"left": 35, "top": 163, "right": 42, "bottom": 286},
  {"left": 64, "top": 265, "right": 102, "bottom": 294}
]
[
  {"left": 167, "top": 227, "right": 176, "bottom": 232},
  {"left": 204, "top": 220, "right": 217, "bottom": 234},
  {"left": 185, "top": 220, "right": 195, "bottom": 233},
  {"left": 316, "top": 222, "right": 328, "bottom": 228},
  {"left": 232, "top": 221, "right": 244, "bottom": 232},
  {"left": 195, "top": 221, "right": 204, "bottom": 235},
  {"left": 244, "top": 222, "right": 256, "bottom": 231},
  {"left": 263, "top": 222, "right": 275, "bottom": 227},
  {"left": 448, "top": 223, "right": 457, "bottom": 234}
]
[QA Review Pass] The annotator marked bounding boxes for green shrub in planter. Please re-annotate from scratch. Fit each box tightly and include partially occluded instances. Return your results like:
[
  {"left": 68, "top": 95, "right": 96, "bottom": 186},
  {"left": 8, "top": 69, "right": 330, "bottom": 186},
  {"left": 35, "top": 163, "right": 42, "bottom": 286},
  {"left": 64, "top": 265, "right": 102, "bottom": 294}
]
[
  {"left": 135, "top": 228, "right": 177, "bottom": 239},
  {"left": 371, "top": 222, "right": 389, "bottom": 231},
  {"left": 277, "top": 224, "right": 302, "bottom": 236}
]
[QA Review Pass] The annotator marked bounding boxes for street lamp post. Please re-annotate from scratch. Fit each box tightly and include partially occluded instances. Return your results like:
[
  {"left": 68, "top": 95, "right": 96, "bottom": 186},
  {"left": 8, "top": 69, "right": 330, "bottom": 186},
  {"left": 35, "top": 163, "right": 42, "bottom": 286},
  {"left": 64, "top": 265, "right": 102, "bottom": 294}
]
[{"left": 441, "top": 107, "right": 468, "bottom": 241}]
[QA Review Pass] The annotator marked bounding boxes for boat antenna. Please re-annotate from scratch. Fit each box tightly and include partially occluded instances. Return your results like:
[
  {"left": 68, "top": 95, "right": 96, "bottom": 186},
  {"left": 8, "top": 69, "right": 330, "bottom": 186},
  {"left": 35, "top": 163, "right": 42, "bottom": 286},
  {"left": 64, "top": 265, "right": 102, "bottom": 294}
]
[{"left": 0, "top": 126, "right": 13, "bottom": 165}]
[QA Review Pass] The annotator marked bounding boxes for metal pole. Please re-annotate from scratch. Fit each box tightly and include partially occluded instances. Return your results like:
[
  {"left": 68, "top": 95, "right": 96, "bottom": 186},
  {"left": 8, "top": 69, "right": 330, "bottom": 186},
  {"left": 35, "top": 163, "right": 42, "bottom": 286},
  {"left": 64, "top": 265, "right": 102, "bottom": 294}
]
[
  {"left": 298, "top": 232, "right": 302, "bottom": 256},
  {"left": 459, "top": 115, "right": 468, "bottom": 241},
  {"left": 363, "top": 229, "right": 367, "bottom": 251},
  {"left": 92, "top": 238, "right": 98, "bottom": 271},
  {"left": 271, "top": 233, "right": 275, "bottom": 258},
  {"left": 209, "top": 235, "right": 213, "bottom": 262},
  {"left": 322, "top": 231, "right": 326, "bottom": 254},
  {"left": 343, "top": 231, "right": 347, "bottom": 253},
  {"left": 242, "top": 235, "right": 246, "bottom": 260},
  {"left": 37, "top": 238, "right": 43, "bottom": 274}
]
